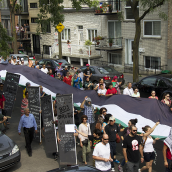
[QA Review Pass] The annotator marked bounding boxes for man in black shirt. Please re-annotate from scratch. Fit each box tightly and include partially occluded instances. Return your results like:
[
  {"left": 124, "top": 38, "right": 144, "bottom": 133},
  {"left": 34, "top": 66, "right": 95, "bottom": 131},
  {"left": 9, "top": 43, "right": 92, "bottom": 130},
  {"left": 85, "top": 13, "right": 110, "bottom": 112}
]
[
  {"left": 63, "top": 66, "right": 69, "bottom": 78},
  {"left": 122, "top": 125, "right": 143, "bottom": 172},
  {"left": 105, "top": 116, "right": 120, "bottom": 171},
  {"left": 83, "top": 64, "right": 92, "bottom": 80}
]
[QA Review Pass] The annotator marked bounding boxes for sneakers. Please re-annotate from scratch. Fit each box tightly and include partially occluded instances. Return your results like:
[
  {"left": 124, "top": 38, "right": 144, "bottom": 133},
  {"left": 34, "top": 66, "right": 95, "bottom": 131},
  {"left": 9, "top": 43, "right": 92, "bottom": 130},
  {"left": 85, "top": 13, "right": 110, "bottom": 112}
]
[
  {"left": 111, "top": 167, "right": 115, "bottom": 172},
  {"left": 114, "top": 159, "right": 120, "bottom": 164},
  {"left": 118, "top": 165, "right": 123, "bottom": 172}
]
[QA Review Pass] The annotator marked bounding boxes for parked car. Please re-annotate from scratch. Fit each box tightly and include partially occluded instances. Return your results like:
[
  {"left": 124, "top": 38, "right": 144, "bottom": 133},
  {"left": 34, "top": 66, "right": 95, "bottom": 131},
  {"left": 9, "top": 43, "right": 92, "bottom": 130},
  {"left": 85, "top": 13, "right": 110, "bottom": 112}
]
[
  {"left": 38, "top": 59, "right": 60, "bottom": 75},
  {"left": 55, "top": 59, "right": 71, "bottom": 70},
  {"left": 47, "top": 165, "right": 100, "bottom": 172},
  {"left": 80, "top": 65, "right": 125, "bottom": 88},
  {"left": 0, "top": 133, "right": 20, "bottom": 171},
  {"left": 9, "top": 54, "right": 35, "bottom": 65},
  {"left": 133, "top": 74, "right": 172, "bottom": 99}
]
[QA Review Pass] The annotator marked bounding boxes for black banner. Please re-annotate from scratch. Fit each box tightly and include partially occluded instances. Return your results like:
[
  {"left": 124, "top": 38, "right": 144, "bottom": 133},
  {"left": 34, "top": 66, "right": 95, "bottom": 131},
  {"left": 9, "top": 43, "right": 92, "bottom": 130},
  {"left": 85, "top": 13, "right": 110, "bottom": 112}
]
[
  {"left": 28, "top": 86, "right": 41, "bottom": 142},
  {"left": 56, "top": 94, "right": 77, "bottom": 165},
  {"left": 3, "top": 72, "right": 20, "bottom": 117},
  {"left": 41, "top": 95, "right": 57, "bottom": 153}
]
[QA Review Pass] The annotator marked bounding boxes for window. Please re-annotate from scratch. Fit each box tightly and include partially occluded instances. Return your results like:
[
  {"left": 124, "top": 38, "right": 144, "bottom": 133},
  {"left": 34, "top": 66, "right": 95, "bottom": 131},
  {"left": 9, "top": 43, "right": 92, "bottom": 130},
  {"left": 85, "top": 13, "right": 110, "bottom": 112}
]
[
  {"left": 145, "top": 56, "right": 161, "bottom": 70},
  {"left": 157, "top": 79, "right": 167, "bottom": 88},
  {"left": 90, "top": 67, "right": 95, "bottom": 74},
  {"left": 78, "top": 26, "right": 83, "bottom": 29},
  {"left": 45, "top": 60, "right": 53, "bottom": 67},
  {"left": 125, "top": 1, "right": 139, "bottom": 20},
  {"left": 144, "top": 21, "right": 161, "bottom": 37},
  {"left": 31, "top": 18, "right": 38, "bottom": 23},
  {"left": 140, "top": 77, "right": 157, "bottom": 87},
  {"left": 108, "top": 53, "right": 122, "bottom": 65},
  {"left": 41, "top": 22, "right": 51, "bottom": 33},
  {"left": 62, "top": 29, "right": 70, "bottom": 40},
  {"left": 39, "top": 60, "right": 45, "bottom": 65},
  {"left": 88, "top": 29, "right": 97, "bottom": 42},
  {"left": 81, "top": 67, "right": 86, "bottom": 72},
  {"left": 30, "top": 3, "right": 37, "bottom": 8},
  {"left": 43, "top": 45, "right": 51, "bottom": 55}
]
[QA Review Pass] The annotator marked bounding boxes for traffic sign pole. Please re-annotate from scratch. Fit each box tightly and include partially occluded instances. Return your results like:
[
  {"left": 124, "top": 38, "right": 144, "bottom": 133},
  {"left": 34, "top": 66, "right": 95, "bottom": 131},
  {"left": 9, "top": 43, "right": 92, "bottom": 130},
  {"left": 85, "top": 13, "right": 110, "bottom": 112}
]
[{"left": 58, "top": 31, "right": 62, "bottom": 59}]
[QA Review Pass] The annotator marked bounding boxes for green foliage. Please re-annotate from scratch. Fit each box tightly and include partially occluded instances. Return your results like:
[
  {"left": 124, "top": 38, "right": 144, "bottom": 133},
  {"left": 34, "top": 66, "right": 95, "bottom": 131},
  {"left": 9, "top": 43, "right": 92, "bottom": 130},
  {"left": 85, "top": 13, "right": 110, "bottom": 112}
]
[
  {"left": 14, "top": 3, "right": 22, "bottom": 13},
  {"left": 85, "top": 40, "right": 92, "bottom": 46},
  {"left": 0, "top": 22, "right": 13, "bottom": 60}
]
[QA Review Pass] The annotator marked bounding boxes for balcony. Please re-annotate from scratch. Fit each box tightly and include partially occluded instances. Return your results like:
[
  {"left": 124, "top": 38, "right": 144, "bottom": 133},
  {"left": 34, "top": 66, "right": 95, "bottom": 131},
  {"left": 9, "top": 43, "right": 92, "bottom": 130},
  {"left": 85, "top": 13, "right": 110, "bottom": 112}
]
[
  {"left": 50, "top": 43, "right": 101, "bottom": 59},
  {"left": 95, "top": 37, "right": 123, "bottom": 51},
  {"left": 17, "top": 32, "right": 31, "bottom": 42},
  {"left": 95, "top": 0, "right": 121, "bottom": 15},
  {"left": 15, "top": 0, "right": 29, "bottom": 15}
]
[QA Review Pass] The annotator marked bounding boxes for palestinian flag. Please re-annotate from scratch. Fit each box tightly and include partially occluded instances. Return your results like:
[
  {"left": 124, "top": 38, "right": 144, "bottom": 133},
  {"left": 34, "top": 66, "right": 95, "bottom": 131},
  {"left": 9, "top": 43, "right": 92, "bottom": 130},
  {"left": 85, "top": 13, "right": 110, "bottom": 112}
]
[{"left": 0, "top": 63, "right": 171, "bottom": 139}]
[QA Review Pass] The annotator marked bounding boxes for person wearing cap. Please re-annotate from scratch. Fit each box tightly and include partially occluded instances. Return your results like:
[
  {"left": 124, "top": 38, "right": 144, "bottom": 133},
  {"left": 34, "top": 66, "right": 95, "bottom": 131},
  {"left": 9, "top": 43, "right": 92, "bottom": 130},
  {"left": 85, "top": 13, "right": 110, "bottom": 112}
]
[
  {"left": 83, "top": 64, "right": 92, "bottom": 80},
  {"left": 80, "top": 96, "right": 98, "bottom": 133},
  {"left": 63, "top": 66, "right": 69, "bottom": 78},
  {"left": 104, "top": 116, "right": 121, "bottom": 171},
  {"left": 23, "top": 82, "right": 31, "bottom": 98},
  {"left": 112, "top": 76, "right": 121, "bottom": 94}
]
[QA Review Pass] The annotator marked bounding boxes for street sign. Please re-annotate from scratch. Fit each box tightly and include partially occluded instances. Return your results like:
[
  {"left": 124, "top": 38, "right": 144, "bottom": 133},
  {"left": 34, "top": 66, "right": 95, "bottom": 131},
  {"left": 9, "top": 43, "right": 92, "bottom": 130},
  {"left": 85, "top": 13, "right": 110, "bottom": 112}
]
[{"left": 56, "top": 23, "right": 65, "bottom": 33}]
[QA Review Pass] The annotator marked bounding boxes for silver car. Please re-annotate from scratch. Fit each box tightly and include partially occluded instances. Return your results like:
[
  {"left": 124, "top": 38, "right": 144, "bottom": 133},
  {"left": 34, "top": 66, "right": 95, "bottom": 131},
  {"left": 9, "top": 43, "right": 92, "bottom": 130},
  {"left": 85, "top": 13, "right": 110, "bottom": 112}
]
[{"left": 9, "top": 54, "right": 35, "bottom": 66}]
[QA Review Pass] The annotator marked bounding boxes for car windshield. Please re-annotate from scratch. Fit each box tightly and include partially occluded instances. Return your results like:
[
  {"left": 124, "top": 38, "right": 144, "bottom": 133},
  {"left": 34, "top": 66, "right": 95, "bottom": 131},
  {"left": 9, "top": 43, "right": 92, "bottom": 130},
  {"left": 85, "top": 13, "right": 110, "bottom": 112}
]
[
  {"left": 18, "top": 56, "right": 28, "bottom": 60},
  {"left": 98, "top": 66, "right": 119, "bottom": 75}
]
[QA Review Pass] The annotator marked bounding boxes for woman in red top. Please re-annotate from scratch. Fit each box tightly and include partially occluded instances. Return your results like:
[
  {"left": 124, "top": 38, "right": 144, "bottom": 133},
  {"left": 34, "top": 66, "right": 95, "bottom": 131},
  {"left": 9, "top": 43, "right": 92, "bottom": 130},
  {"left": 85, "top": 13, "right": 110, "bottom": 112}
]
[
  {"left": 48, "top": 69, "right": 54, "bottom": 78},
  {"left": 148, "top": 90, "right": 158, "bottom": 100},
  {"left": 63, "top": 72, "right": 72, "bottom": 86}
]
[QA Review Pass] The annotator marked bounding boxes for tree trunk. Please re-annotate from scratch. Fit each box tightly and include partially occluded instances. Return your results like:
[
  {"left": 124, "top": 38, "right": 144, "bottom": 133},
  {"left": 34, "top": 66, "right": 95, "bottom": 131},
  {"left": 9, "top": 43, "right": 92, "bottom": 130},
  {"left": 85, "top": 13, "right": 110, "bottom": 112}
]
[
  {"left": 11, "top": 12, "right": 18, "bottom": 54},
  {"left": 133, "top": 21, "right": 141, "bottom": 82}
]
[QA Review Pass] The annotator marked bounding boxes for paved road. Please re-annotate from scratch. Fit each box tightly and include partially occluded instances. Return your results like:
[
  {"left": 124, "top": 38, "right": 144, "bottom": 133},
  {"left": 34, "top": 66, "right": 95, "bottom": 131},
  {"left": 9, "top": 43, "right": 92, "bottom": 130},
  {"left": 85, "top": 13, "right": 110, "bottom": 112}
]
[{"left": 4, "top": 82, "right": 166, "bottom": 172}]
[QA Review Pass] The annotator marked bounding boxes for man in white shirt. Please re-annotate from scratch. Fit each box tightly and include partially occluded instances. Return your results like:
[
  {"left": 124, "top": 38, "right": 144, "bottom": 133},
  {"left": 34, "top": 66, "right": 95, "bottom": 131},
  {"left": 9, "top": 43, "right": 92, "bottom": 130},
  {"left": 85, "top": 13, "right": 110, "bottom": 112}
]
[
  {"left": 123, "top": 82, "right": 134, "bottom": 96},
  {"left": 97, "top": 84, "right": 107, "bottom": 96},
  {"left": 93, "top": 134, "right": 113, "bottom": 172},
  {"left": 41, "top": 64, "right": 48, "bottom": 74}
]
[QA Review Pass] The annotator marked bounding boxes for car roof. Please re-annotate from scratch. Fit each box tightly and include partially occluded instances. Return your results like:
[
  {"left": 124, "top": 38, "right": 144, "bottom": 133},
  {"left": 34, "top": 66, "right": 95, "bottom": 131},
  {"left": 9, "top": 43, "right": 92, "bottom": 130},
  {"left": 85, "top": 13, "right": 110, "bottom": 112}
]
[
  {"left": 142, "top": 74, "right": 172, "bottom": 80},
  {"left": 10, "top": 54, "right": 28, "bottom": 56}
]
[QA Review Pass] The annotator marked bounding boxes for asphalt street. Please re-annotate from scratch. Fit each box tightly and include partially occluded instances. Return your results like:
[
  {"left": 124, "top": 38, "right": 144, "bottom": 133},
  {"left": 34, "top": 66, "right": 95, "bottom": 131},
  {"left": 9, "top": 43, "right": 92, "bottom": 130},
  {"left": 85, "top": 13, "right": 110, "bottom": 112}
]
[{"left": 4, "top": 74, "right": 166, "bottom": 172}]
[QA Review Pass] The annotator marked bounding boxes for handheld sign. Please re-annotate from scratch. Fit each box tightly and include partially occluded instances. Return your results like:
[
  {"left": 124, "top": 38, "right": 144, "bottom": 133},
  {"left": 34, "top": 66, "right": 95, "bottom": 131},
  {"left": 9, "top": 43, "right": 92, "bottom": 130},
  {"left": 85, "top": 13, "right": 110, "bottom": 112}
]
[
  {"left": 3, "top": 72, "right": 20, "bottom": 117},
  {"left": 28, "top": 86, "right": 41, "bottom": 142},
  {"left": 41, "top": 95, "right": 57, "bottom": 153},
  {"left": 56, "top": 94, "right": 77, "bottom": 166}
]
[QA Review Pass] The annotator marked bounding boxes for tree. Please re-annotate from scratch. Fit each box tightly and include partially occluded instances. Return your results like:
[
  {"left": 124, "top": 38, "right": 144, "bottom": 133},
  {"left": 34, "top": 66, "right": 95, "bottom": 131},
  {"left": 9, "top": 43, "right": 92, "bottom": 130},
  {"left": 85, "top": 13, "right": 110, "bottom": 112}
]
[
  {"left": 118, "top": 0, "right": 168, "bottom": 82},
  {"left": 0, "top": 22, "right": 13, "bottom": 59}
]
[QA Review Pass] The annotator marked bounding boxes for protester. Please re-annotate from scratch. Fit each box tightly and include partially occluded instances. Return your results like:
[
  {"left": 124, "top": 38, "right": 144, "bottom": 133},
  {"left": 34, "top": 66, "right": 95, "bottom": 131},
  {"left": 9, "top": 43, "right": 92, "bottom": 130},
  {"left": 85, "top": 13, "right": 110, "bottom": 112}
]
[
  {"left": 41, "top": 64, "right": 48, "bottom": 74},
  {"left": 23, "top": 82, "right": 31, "bottom": 98},
  {"left": 21, "top": 91, "right": 28, "bottom": 116},
  {"left": 99, "top": 107, "right": 107, "bottom": 119},
  {"left": 48, "top": 69, "right": 54, "bottom": 78},
  {"left": 11, "top": 56, "right": 15, "bottom": 65},
  {"left": 0, "top": 91, "right": 5, "bottom": 111},
  {"left": 122, "top": 125, "right": 143, "bottom": 172},
  {"left": 84, "top": 77, "right": 93, "bottom": 90},
  {"left": 63, "top": 71, "right": 72, "bottom": 86},
  {"left": 98, "top": 84, "right": 107, "bottom": 96},
  {"left": 105, "top": 116, "right": 121, "bottom": 170},
  {"left": 118, "top": 118, "right": 138, "bottom": 172},
  {"left": 161, "top": 93, "right": 172, "bottom": 108},
  {"left": 74, "top": 107, "right": 82, "bottom": 127},
  {"left": 21, "top": 60, "right": 24, "bottom": 65},
  {"left": 112, "top": 76, "right": 121, "bottom": 94},
  {"left": 73, "top": 74, "right": 82, "bottom": 89},
  {"left": 34, "top": 60, "right": 39, "bottom": 68},
  {"left": 8, "top": 59, "right": 11, "bottom": 64},
  {"left": 57, "top": 73, "right": 63, "bottom": 81},
  {"left": 16, "top": 60, "right": 20, "bottom": 65},
  {"left": 139, "top": 123, "right": 160, "bottom": 172},
  {"left": 18, "top": 108, "right": 37, "bottom": 157},
  {"left": 123, "top": 82, "right": 134, "bottom": 96},
  {"left": 106, "top": 83, "right": 117, "bottom": 96},
  {"left": 132, "top": 87, "right": 140, "bottom": 98},
  {"left": 18, "top": 43, "right": 24, "bottom": 53},
  {"left": 93, "top": 134, "right": 113, "bottom": 172},
  {"left": 13, "top": 58, "right": 16, "bottom": 65},
  {"left": 77, "top": 69, "right": 83, "bottom": 88},
  {"left": 80, "top": 96, "right": 98, "bottom": 133},
  {"left": 56, "top": 65, "right": 63, "bottom": 77},
  {"left": 94, "top": 78, "right": 106, "bottom": 91},
  {"left": 84, "top": 64, "right": 92, "bottom": 80},
  {"left": 40, "top": 86, "right": 45, "bottom": 98},
  {"left": 102, "top": 113, "right": 112, "bottom": 133},
  {"left": 78, "top": 115, "right": 91, "bottom": 165},
  {"left": 163, "top": 128, "right": 172, "bottom": 172},
  {"left": 148, "top": 90, "right": 158, "bottom": 100},
  {"left": 63, "top": 66, "right": 69, "bottom": 78}
]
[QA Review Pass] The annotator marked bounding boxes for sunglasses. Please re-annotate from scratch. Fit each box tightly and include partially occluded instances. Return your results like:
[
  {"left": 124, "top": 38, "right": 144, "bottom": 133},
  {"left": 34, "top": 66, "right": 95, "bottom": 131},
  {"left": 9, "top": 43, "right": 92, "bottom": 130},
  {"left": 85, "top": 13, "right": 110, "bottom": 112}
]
[
  {"left": 83, "top": 119, "right": 87, "bottom": 121},
  {"left": 103, "top": 138, "right": 109, "bottom": 140},
  {"left": 166, "top": 96, "right": 170, "bottom": 97},
  {"left": 132, "top": 130, "right": 137, "bottom": 132},
  {"left": 103, "top": 111, "right": 107, "bottom": 113}
]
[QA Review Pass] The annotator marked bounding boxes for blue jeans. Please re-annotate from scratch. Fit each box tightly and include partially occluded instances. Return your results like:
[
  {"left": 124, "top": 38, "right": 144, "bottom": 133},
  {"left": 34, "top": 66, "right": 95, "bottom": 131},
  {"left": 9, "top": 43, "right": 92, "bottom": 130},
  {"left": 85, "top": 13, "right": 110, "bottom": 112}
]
[
  {"left": 109, "top": 141, "right": 116, "bottom": 168},
  {"left": 166, "top": 158, "right": 172, "bottom": 172}
]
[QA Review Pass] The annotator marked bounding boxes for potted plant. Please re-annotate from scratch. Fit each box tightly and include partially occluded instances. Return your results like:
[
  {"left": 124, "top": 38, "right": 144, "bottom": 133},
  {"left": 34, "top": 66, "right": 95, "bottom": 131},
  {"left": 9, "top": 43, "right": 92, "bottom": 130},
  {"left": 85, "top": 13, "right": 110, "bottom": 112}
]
[
  {"left": 97, "top": 7, "right": 102, "bottom": 13},
  {"left": 94, "top": 36, "right": 103, "bottom": 45},
  {"left": 15, "top": 4, "right": 23, "bottom": 13},
  {"left": 109, "top": 38, "right": 113, "bottom": 47},
  {"left": 85, "top": 40, "right": 92, "bottom": 55},
  {"left": 108, "top": 4, "right": 112, "bottom": 13},
  {"left": 102, "top": 2, "right": 108, "bottom": 13}
]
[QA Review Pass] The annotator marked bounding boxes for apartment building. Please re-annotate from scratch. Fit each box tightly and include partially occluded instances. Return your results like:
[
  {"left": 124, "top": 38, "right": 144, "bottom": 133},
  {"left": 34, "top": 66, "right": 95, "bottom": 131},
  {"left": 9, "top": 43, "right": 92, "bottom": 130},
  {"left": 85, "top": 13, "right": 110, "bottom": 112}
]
[{"left": 16, "top": 0, "right": 170, "bottom": 74}]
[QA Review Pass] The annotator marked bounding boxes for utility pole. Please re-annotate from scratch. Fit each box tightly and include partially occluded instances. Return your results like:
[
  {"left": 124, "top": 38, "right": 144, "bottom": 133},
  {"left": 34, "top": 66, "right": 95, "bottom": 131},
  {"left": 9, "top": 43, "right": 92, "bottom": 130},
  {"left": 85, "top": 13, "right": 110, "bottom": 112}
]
[{"left": 58, "top": 31, "right": 62, "bottom": 59}]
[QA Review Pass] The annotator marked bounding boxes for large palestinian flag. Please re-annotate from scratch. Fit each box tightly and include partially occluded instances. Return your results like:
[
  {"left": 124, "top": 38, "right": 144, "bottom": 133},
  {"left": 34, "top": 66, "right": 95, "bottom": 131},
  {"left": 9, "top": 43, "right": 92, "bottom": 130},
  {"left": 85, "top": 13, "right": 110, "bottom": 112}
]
[{"left": 0, "top": 63, "right": 171, "bottom": 139}]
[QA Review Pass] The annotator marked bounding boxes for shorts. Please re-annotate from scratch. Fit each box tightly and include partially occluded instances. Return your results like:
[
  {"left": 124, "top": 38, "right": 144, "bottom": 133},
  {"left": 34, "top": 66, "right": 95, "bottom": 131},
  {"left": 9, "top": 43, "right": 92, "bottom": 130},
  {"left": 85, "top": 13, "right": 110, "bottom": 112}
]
[{"left": 143, "top": 151, "right": 155, "bottom": 162}]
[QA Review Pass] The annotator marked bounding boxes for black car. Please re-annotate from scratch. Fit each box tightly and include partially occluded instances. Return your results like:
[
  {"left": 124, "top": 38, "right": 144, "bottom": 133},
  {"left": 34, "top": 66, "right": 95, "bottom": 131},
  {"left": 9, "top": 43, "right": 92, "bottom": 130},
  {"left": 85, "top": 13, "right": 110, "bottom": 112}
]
[
  {"left": 38, "top": 59, "right": 60, "bottom": 74},
  {"left": 55, "top": 59, "right": 71, "bottom": 70},
  {"left": 0, "top": 133, "right": 20, "bottom": 171},
  {"left": 80, "top": 66, "right": 125, "bottom": 88},
  {"left": 133, "top": 74, "right": 172, "bottom": 99}
]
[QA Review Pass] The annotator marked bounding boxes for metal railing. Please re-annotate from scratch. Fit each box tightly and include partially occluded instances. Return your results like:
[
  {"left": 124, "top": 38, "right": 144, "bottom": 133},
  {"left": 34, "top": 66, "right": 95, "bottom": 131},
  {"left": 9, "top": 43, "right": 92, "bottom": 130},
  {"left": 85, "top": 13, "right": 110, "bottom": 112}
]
[
  {"left": 16, "top": 31, "right": 30, "bottom": 40},
  {"left": 95, "top": 37, "right": 123, "bottom": 48}
]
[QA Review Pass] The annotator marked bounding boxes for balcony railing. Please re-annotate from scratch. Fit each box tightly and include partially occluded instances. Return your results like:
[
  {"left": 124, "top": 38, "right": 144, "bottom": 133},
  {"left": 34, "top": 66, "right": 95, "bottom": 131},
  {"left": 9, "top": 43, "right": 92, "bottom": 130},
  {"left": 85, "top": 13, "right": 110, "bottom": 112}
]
[
  {"left": 50, "top": 43, "right": 101, "bottom": 58},
  {"left": 95, "top": 0, "right": 121, "bottom": 14},
  {"left": 95, "top": 37, "right": 123, "bottom": 50},
  {"left": 16, "top": 32, "right": 31, "bottom": 40}
]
